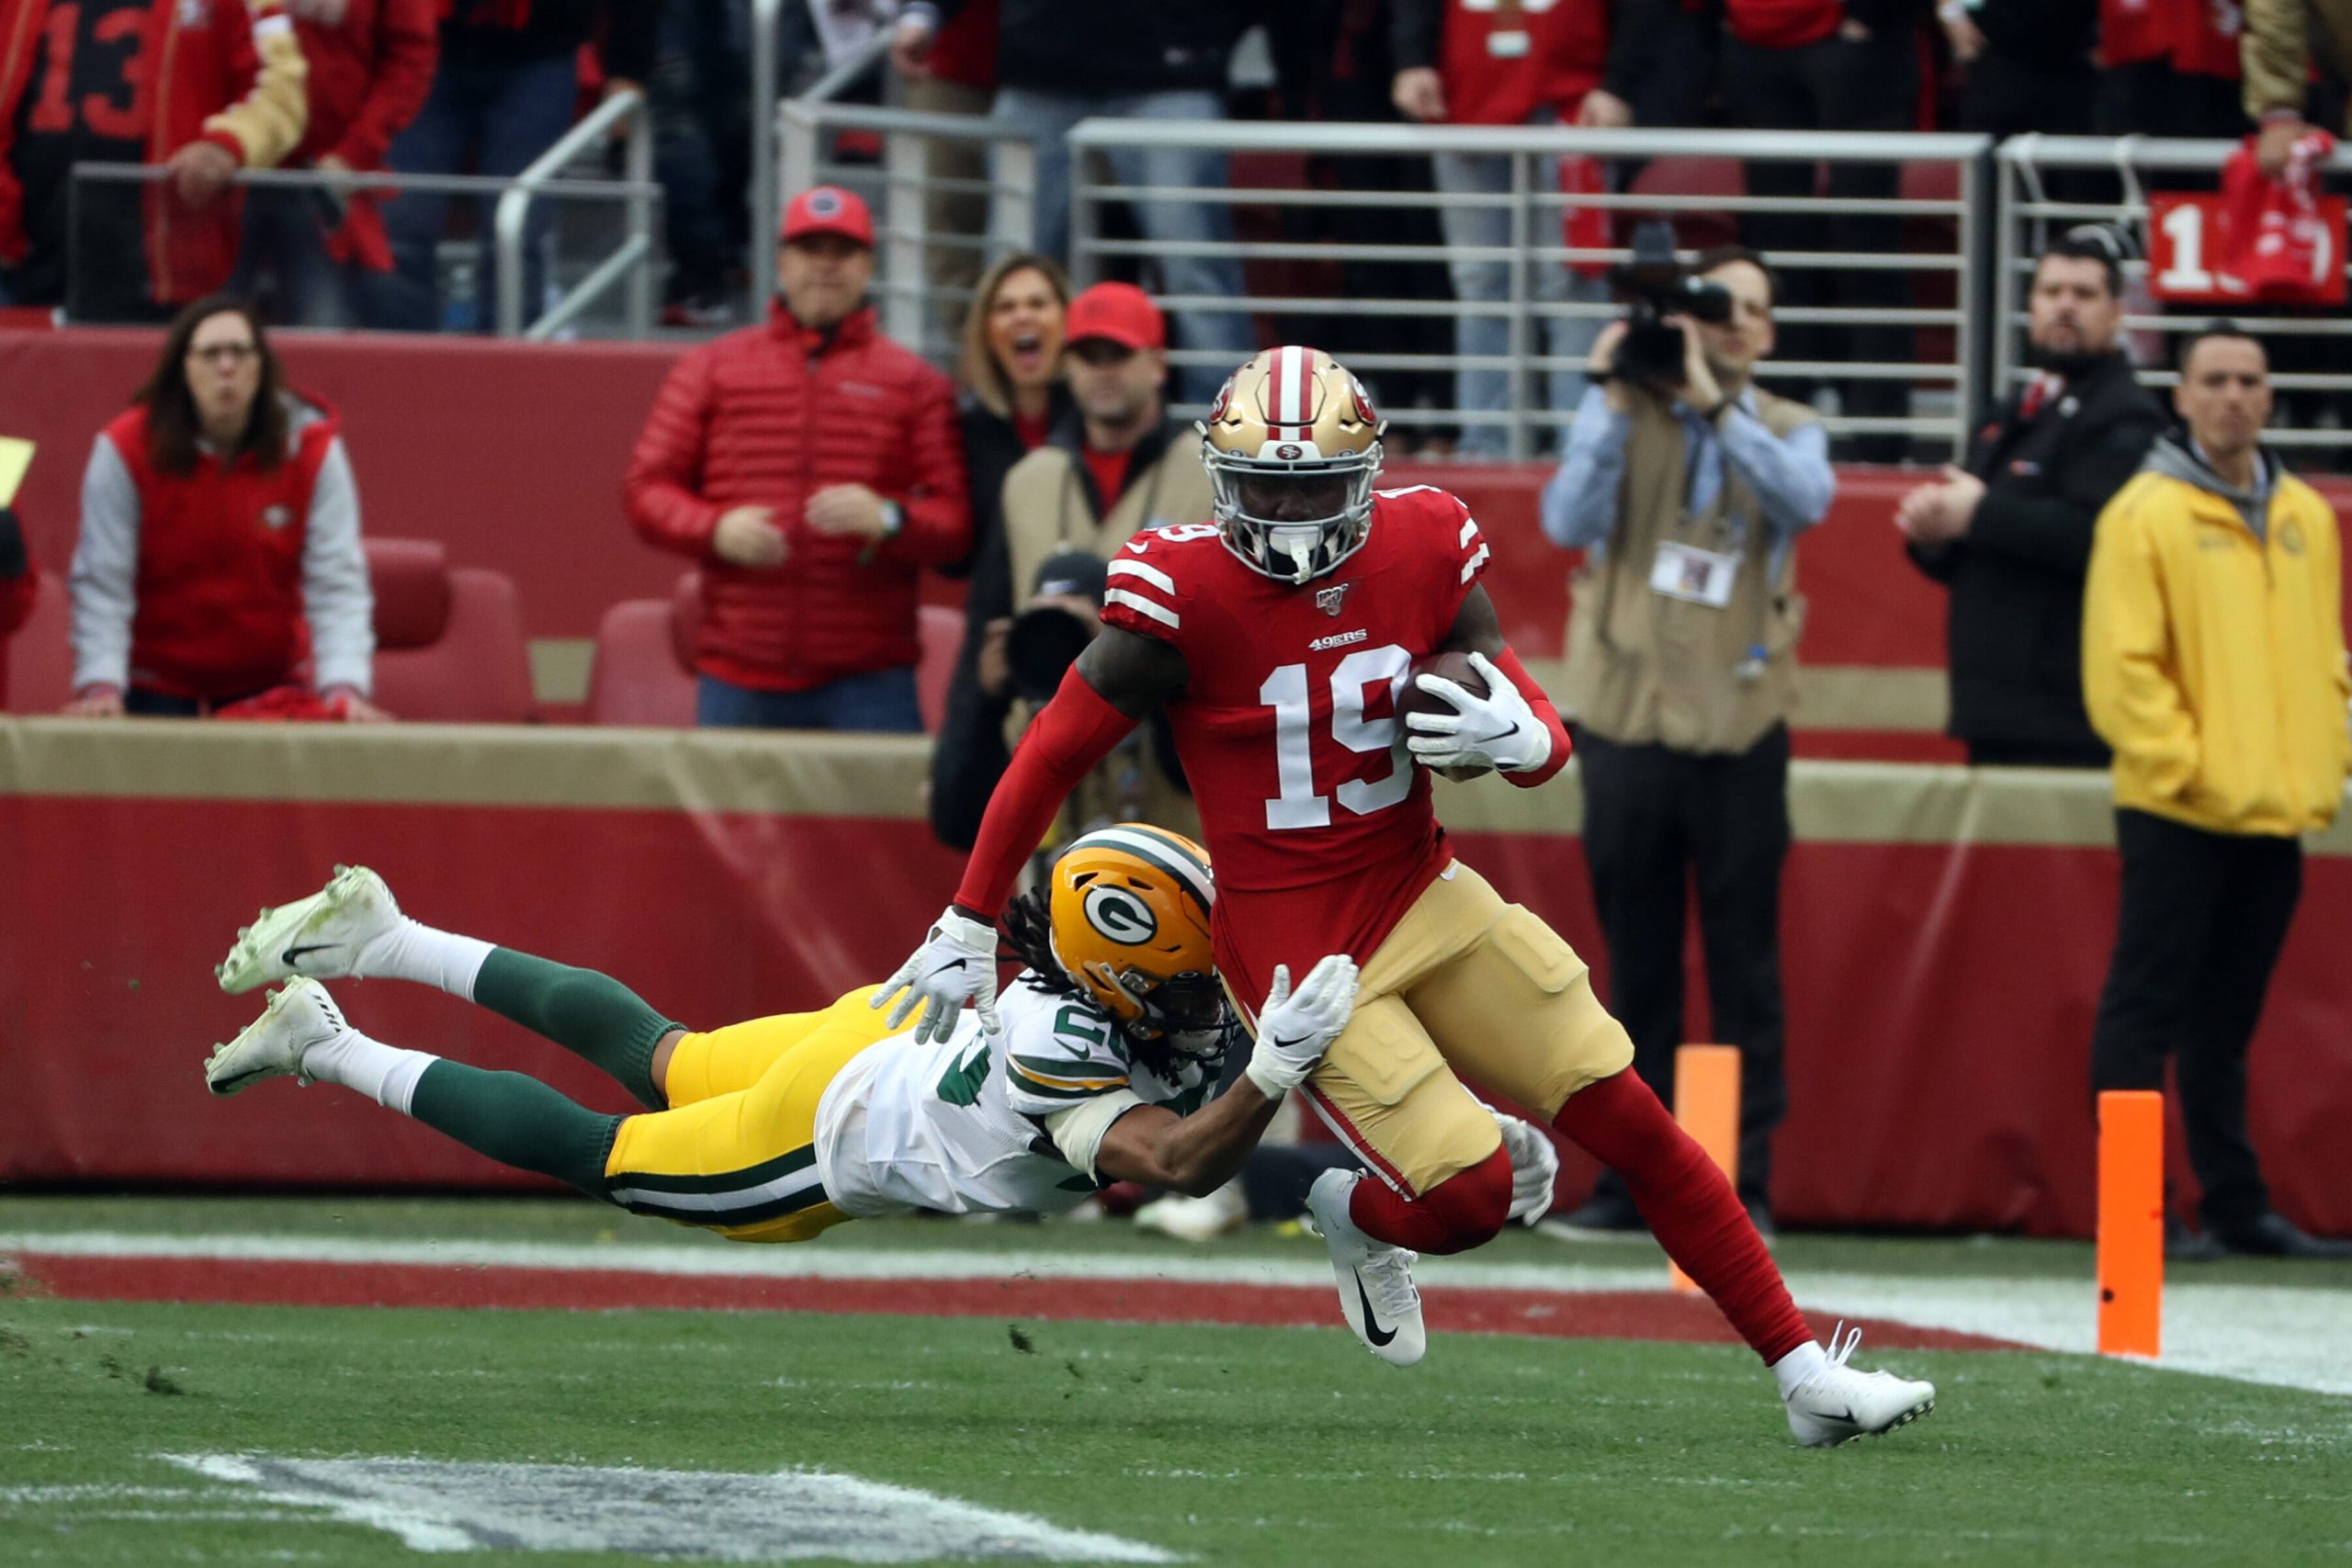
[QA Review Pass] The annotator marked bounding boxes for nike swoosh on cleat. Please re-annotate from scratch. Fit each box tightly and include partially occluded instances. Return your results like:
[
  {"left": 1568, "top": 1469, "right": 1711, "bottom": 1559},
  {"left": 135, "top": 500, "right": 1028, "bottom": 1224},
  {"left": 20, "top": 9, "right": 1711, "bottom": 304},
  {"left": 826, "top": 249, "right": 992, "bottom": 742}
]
[
  {"left": 280, "top": 942, "right": 339, "bottom": 967},
  {"left": 1352, "top": 1271, "right": 1396, "bottom": 1348}
]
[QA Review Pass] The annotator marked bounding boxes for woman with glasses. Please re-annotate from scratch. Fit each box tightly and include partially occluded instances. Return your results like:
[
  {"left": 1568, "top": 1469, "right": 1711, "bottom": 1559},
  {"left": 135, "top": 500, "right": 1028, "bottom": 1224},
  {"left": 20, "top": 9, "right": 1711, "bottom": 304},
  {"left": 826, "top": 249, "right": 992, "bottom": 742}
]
[{"left": 62, "top": 294, "right": 387, "bottom": 719}]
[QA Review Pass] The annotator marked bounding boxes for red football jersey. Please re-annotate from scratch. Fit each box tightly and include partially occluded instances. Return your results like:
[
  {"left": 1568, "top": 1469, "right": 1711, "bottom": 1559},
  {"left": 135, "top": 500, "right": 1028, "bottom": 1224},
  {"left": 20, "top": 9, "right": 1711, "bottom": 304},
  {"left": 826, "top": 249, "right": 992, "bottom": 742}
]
[{"left": 1099, "top": 485, "right": 1494, "bottom": 1010}]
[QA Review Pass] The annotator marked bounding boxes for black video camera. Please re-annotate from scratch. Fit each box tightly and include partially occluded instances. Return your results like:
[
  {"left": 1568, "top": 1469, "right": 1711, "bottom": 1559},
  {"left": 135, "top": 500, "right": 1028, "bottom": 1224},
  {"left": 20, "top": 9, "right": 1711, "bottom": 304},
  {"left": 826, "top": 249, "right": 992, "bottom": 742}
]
[{"left": 1609, "top": 220, "right": 1734, "bottom": 388}]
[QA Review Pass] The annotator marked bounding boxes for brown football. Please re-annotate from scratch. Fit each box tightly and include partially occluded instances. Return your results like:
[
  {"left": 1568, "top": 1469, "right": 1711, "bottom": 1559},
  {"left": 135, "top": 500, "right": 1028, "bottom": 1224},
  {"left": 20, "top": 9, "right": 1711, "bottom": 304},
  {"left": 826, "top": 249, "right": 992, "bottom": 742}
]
[{"left": 1398, "top": 652, "right": 1491, "bottom": 777}]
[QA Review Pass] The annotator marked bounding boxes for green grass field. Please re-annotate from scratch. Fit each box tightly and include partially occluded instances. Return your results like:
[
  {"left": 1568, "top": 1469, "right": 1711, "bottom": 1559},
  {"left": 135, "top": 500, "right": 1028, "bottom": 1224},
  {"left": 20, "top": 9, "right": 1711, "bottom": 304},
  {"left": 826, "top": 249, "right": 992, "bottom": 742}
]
[{"left": 4, "top": 1197, "right": 2349, "bottom": 1567}]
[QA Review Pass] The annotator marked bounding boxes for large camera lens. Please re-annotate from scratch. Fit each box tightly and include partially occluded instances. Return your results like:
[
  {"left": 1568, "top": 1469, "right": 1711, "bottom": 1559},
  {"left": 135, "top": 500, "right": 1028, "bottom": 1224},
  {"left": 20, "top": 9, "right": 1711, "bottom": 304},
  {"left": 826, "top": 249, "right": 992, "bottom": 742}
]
[{"left": 1004, "top": 605, "right": 1095, "bottom": 701}]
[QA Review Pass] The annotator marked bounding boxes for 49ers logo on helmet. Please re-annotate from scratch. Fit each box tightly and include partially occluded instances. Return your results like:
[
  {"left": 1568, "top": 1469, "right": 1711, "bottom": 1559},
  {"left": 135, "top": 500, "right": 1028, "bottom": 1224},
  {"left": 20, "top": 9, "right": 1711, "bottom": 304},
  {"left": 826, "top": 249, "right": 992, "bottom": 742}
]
[
  {"left": 1350, "top": 377, "right": 1379, "bottom": 426},
  {"left": 1206, "top": 378, "right": 1234, "bottom": 424}
]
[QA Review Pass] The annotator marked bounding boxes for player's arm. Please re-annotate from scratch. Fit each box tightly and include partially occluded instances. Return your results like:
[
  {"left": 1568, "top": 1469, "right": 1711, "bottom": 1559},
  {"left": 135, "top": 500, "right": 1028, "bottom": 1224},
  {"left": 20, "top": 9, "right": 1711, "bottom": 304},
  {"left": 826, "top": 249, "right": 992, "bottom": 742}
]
[
  {"left": 875, "top": 628, "right": 1190, "bottom": 1043},
  {"left": 1064, "top": 953, "right": 1359, "bottom": 1196},
  {"left": 1409, "top": 584, "right": 1573, "bottom": 786},
  {"left": 944, "top": 629, "right": 1187, "bottom": 924}
]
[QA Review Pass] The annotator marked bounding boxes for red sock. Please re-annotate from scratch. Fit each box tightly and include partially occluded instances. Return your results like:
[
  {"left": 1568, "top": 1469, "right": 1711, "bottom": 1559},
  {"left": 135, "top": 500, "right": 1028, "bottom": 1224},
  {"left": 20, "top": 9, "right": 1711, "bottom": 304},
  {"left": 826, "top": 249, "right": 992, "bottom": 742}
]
[
  {"left": 1346, "top": 1145, "right": 1513, "bottom": 1255},
  {"left": 1553, "top": 1069, "right": 1812, "bottom": 1364}
]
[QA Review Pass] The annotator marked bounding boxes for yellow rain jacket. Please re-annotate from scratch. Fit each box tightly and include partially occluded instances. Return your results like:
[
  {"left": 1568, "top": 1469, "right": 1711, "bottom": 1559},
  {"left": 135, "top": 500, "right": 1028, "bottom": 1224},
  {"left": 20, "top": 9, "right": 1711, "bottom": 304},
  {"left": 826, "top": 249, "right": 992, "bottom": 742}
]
[{"left": 2084, "top": 435, "right": 2351, "bottom": 837}]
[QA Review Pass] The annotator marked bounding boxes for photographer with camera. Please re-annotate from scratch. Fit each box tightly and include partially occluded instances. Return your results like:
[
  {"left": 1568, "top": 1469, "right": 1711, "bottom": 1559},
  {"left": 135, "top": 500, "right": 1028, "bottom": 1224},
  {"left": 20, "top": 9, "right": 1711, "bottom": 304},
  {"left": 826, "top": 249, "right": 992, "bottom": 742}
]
[
  {"left": 1539, "top": 236, "right": 1832, "bottom": 1237},
  {"left": 928, "top": 282, "right": 1211, "bottom": 852}
]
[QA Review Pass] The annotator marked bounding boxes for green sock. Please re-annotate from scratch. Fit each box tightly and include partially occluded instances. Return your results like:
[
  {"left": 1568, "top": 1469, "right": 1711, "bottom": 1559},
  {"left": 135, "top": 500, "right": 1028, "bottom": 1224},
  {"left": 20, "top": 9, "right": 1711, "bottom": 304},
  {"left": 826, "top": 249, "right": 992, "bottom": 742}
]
[
  {"left": 408, "top": 1060, "right": 624, "bottom": 1198},
  {"left": 472, "top": 949, "right": 675, "bottom": 1109}
]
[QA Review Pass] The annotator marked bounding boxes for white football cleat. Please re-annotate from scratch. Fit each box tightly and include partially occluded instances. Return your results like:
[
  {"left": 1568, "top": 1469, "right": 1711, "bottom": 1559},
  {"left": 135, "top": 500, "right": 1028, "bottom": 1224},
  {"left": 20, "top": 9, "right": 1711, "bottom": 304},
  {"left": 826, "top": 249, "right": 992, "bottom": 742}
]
[
  {"left": 205, "top": 977, "right": 352, "bottom": 1097},
  {"left": 1134, "top": 1180, "right": 1249, "bottom": 1243},
  {"left": 217, "top": 864, "right": 401, "bottom": 994},
  {"left": 1305, "top": 1169, "right": 1426, "bottom": 1368},
  {"left": 1782, "top": 1324, "right": 1938, "bottom": 1447}
]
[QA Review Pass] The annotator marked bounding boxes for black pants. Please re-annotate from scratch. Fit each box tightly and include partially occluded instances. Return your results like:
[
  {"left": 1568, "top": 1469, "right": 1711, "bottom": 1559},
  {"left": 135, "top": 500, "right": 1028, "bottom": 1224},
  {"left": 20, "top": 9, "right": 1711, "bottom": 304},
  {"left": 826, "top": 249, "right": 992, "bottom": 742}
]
[
  {"left": 1577, "top": 724, "right": 1792, "bottom": 1208},
  {"left": 1967, "top": 737, "right": 2109, "bottom": 769},
  {"left": 1722, "top": 29, "right": 1917, "bottom": 460},
  {"left": 2089, "top": 809, "right": 2301, "bottom": 1230}
]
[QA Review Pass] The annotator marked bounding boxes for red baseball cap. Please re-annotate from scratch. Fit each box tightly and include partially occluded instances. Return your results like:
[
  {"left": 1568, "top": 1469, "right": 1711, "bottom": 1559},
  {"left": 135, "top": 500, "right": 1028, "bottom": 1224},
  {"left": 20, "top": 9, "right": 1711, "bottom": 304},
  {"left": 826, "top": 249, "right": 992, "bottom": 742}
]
[
  {"left": 780, "top": 185, "right": 874, "bottom": 247},
  {"left": 1064, "top": 282, "right": 1165, "bottom": 352}
]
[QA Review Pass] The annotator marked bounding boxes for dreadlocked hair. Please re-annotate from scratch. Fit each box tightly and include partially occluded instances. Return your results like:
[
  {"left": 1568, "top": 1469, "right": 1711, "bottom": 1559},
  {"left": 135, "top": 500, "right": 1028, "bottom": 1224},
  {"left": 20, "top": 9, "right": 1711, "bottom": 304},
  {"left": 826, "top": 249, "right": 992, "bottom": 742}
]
[{"left": 1001, "top": 888, "right": 1080, "bottom": 1001}]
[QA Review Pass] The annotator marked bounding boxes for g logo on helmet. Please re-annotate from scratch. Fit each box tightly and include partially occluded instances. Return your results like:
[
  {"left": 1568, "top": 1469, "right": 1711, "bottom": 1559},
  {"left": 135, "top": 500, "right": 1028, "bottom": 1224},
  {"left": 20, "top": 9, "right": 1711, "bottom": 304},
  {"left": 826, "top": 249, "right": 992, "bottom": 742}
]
[{"left": 1082, "top": 886, "right": 1159, "bottom": 945}]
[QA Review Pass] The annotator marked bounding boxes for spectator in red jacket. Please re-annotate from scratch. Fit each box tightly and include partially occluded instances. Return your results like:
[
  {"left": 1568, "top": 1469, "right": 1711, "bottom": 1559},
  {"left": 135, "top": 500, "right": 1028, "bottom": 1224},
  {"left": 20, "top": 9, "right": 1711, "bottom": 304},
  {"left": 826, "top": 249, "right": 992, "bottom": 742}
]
[
  {"left": 0, "top": 0, "right": 306, "bottom": 321},
  {"left": 64, "top": 296, "right": 385, "bottom": 718},
  {"left": 232, "top": 0, "right": 437, "bottom": 327},
  {"left": 2098, "top": 0, "right": 2247, "bottom": 141},
  {"left": 623, "top": 186, "right": 971, "bottom": 732}
]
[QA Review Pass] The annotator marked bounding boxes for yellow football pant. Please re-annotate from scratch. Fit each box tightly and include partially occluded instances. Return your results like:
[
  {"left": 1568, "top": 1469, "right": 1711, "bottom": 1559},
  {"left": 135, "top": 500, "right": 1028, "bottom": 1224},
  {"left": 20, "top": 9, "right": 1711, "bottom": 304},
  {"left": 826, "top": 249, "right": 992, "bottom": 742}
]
[
  {"left": 1302, "top": 862, "right": 1634, "bottom": 1196},
  {"left": 600, "top": 985, "right": 897, "bottom": 1243}
]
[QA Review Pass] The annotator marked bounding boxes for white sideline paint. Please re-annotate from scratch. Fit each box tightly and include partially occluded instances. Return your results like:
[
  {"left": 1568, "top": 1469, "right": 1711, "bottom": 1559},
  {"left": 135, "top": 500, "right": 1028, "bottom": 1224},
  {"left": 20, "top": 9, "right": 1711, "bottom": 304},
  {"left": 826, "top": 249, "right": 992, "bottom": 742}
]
[
  {"left": 7, "top": 1231, "right": 2349, "bottom": 1398},
  {"left": 163, "top": 1454, "right": 1179, "bottom": 1563}
]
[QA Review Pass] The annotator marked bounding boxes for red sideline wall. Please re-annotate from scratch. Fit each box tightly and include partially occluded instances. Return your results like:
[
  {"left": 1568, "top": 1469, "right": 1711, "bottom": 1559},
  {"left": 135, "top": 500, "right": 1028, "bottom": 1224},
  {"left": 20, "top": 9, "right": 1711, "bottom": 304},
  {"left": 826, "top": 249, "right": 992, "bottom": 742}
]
[
  {"left": 4, "top": 725, "right": 2350, "bottom": 1239},
  {"left": 8, "top": 328, "right": 2347, "bottom": 682}
]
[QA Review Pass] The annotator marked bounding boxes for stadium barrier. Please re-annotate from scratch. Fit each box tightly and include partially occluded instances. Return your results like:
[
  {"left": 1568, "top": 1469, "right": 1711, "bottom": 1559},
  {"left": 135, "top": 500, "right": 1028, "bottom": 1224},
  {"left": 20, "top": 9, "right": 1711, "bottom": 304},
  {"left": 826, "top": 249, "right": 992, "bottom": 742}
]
[
  {"left": 4, "top": 716, "right": 2350, "bottom": 1240},
  {"left": 64, "top": 88, "right": 659, "bottom": 339},
  {"left": 1996, "top": 136, "right": 2352, "bottom": 459}
]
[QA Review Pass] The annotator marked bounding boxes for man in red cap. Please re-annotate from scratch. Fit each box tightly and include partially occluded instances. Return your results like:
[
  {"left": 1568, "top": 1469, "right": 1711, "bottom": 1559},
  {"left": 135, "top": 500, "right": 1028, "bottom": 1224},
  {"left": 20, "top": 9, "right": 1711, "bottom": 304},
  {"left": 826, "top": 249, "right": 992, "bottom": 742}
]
[
  {"left": 929, "top": 278, "right": 1214, "bottom": 847},
  {"left": 624, "top": 184, "right": 970, "bottom": 730}
]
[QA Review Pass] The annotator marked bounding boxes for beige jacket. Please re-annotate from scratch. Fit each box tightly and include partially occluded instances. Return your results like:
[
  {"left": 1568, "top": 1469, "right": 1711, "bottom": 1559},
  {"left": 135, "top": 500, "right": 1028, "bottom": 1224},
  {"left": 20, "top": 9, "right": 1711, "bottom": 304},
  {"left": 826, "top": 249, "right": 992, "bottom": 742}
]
[
  {"left": 1560, "top": 387, "right": 1820, "bottom": 754},
  {"left": 2244, "top": 0, "right": 2352, "bottom": 128}
]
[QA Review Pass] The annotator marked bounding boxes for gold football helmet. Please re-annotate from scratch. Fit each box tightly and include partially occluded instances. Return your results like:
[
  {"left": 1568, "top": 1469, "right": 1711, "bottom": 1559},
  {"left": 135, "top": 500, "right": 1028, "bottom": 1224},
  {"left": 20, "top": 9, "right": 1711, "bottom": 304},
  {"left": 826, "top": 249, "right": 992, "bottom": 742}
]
[
  {"left": 1198, "top": 345, "right": 1386, "bottom": 584},
  {"left": 1046, "top": 823, "right": 1226, "bottom": 1055}
]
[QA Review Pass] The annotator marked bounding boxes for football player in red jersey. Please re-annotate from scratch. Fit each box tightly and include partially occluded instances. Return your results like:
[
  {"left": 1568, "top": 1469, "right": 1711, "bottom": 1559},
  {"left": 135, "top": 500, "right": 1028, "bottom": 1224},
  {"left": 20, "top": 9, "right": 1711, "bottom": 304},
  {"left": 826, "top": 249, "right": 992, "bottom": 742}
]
[{"left": 878, "top": 346, "right": 1936, "bottom": 1445}]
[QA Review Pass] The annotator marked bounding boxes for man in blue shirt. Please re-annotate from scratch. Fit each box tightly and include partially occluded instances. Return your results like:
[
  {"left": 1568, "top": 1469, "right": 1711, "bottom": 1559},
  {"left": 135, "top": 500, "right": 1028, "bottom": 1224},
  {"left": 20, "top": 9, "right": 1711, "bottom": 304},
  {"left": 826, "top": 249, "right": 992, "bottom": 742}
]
[{"left": 1539, "top": 247, "right": 1835, "bottom": 1237}]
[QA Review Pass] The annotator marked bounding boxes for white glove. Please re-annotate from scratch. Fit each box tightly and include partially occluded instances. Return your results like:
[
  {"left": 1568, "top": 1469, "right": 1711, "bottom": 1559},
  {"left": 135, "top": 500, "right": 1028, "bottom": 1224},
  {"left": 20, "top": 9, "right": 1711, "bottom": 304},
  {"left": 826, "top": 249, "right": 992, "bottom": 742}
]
[
  {"left": 1490, "top": 1109, "right": 1560, "bottom": 1226},
  {"left": 1405, "top": 650, "right": 1552, "bottom": 773},
  {"left": 871, "top": 906, "right": 1001, "bottom": 1046},
  {"left": 1244, "top": 954, "right": 1359, "bottom": 1100}
]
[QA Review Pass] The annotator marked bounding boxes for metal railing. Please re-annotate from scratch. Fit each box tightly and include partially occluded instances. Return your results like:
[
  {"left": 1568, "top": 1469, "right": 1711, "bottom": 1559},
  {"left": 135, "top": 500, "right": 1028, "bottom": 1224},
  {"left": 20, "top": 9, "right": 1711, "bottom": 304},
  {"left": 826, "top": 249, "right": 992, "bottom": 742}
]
[
  {"left": 68, "top": 106, "right": 660, "bottom": 341},
  {"left": 1067, "top": 122, "right": 1990, "bottom": 456},
  {"left": 1996, "top": 135, "right": 2352, "bottom": 453},
  {"left": 493, "top": 85, "right": 656, "bottom": 339}
]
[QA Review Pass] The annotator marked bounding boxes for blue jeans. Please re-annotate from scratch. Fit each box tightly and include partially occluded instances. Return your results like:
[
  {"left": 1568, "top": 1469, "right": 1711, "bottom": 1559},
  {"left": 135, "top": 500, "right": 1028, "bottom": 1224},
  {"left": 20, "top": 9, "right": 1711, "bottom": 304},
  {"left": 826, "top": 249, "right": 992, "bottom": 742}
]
[
  {"left": 695, "top": 667, "right": 922, "bottom": 732},
  {"left": 651, "top": 0, "right": 751, "bottom": 291},
  {"left": 231, "top": 187, "right": 365, "bottom": 328},
  {"left": 379, "top": 53, "right": 581, "bottom": 333},
  {"left": 1433, "top": 130, "right": 1611, "bottom": 457},
  {"left": 989, "top": 86, "right": 1257, "bottom": 404}
]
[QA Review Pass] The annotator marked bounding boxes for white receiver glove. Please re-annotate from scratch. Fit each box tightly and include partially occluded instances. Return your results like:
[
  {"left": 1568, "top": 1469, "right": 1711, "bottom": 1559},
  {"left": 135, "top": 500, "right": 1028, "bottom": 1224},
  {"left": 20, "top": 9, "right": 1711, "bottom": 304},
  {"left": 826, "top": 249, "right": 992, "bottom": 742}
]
[
  {"left": 871, "top": 906, "right": 1001, "bottom": 1045},
  {"left": 1490, "top": 1109, "right": 1560, "bottom": 1226},
  {"left": 1244, "top": 953, "right": 1359, "bottom": 1100},
  {"left": 1405, "top": 650, "right": 1552, "bottom": 773}
]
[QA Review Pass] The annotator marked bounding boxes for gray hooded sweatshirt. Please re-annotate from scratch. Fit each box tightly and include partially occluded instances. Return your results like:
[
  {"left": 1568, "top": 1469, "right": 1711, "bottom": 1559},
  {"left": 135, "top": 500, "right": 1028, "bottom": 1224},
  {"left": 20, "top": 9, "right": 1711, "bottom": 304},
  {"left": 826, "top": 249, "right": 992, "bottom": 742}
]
[{"left": 2140, "top": 431, "right": 2277, "bottom": 543}]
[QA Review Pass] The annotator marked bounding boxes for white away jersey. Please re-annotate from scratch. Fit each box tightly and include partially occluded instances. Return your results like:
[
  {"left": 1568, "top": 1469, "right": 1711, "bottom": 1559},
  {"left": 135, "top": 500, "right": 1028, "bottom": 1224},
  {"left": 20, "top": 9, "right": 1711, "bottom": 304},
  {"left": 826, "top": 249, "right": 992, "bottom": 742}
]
[{"left": 812, "top": 976, "right": 1221, "bottom": 1219}]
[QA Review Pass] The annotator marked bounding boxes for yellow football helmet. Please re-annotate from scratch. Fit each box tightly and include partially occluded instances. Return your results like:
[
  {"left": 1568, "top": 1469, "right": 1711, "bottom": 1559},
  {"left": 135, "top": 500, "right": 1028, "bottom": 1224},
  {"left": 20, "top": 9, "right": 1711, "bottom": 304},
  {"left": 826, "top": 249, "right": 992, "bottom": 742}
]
[
  {"left": 1198, "top": 345, "right": 1386, "bottom": 584},
  {"left": 1046, "top": 823, "right": 1226, "bottom": 1054}
]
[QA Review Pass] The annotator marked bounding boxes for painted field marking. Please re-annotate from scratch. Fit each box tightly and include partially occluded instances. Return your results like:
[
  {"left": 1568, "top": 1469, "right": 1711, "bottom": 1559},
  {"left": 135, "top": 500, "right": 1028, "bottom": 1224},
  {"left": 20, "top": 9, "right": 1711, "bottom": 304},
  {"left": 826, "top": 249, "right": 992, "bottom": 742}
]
[{"left": 164, "top": 1454, "right": 1180, "bottom": 1563}]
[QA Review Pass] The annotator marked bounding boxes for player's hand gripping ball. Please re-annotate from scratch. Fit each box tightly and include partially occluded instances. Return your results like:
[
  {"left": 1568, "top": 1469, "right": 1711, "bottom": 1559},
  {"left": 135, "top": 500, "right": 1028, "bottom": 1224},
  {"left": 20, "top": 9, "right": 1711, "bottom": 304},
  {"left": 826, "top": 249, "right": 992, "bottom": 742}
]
[{"left": 1397, "top": 651, "right": 1493, "bottom": 782}]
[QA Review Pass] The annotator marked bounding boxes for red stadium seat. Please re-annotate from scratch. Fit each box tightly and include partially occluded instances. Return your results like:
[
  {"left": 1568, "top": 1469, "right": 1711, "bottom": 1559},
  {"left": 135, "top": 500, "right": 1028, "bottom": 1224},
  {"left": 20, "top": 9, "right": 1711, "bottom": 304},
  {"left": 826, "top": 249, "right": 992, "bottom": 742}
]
[
  {"left": 584, "top": 572, "right": 699, "bottom": 728},
  {"left": 586, "top": 580, "right": 965, "bottom": 732},
  {"left": 365, "top": 537, "right": 536, "bottom": 723},
  {"left": 1626, "top": 157, "right": 1746, "bottom": 254},
  {"left": 1, "top": 570, "right": 72, "bottom": 714}
]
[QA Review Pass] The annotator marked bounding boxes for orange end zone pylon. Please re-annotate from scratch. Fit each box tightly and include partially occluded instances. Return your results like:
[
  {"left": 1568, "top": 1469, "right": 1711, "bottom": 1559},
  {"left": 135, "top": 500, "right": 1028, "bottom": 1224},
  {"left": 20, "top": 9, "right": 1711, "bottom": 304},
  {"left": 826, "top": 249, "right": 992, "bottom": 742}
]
[
  {"left": 1668, "top": 1044, "right": 1741, "bottom": 1294},
  {"left": 2097, "top": 1089, "right": 2165, "bottom": 1359}
]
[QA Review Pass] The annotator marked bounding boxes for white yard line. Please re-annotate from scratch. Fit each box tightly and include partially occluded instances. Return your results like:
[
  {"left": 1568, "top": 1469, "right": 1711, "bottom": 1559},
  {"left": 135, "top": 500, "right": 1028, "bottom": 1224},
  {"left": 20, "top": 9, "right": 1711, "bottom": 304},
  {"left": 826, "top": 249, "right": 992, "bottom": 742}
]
[{"left": 6, "top": 1231, "right": 2347, "bottom": 1399}]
